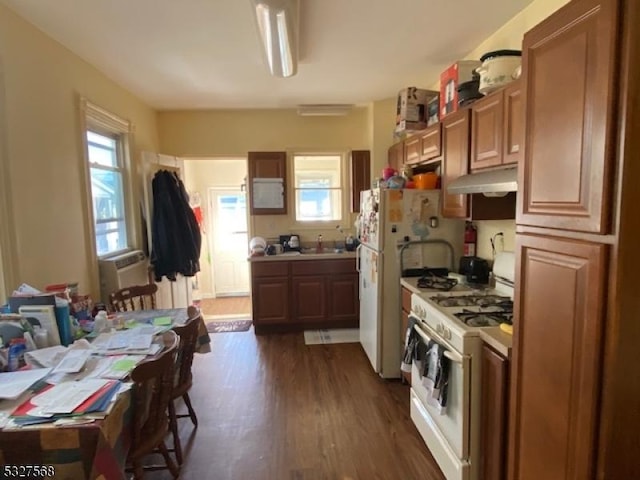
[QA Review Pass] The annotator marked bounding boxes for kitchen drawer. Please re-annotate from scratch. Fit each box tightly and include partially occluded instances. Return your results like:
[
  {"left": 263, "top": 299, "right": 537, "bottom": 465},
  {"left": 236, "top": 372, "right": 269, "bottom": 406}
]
[
  {"left": 291, "top": 259, "right": 356, "bottom": 276},
  {"left": 402, "top": 287, "right": 412, "bottom": 313},
  {"left": 251, "top": 261, "right": 289, "bottom": 277}
]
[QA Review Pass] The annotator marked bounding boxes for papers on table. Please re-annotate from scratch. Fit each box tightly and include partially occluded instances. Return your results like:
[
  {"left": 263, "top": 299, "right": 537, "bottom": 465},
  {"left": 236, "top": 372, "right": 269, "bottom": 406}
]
[
  {"left": 52, "top": 350, "right": 91, "bottom": 374},
  {"left": 84, "top": 355, "right": 145, "bottom": 380},
  {"left": 91, "top": 327, "right": 161, "bottom": 355},
  {"left": 0, "top": 368, "right": 52, "bottom": 400},
  {"left": 30, "top": 379, "right": 109, "bottom": 414}
]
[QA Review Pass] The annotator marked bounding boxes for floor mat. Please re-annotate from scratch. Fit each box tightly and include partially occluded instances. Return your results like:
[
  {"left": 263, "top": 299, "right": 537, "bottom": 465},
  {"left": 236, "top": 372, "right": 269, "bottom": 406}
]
[
  {"left": 206, "top": 320, "right": 253, "bottom": 333},
  {"left": 303, "top": 328, "right": 360, "bottom": 345}
]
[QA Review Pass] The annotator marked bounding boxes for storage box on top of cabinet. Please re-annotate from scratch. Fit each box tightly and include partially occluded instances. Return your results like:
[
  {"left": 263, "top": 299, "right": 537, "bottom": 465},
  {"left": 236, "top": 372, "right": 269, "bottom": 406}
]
[
  {"left": 396, "top": 87, "right": 438, "bottom": 130},
  {"left": 439, "top": 60, "right": 481, "bottom": 118}
]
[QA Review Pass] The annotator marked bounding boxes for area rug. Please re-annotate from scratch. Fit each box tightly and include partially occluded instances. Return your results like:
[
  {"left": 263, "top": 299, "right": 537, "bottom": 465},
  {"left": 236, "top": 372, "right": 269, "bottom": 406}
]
[
  {"left": 303, "top": 328, "right": 360, "bottom": 345},
  {"left": 206, "top": 320, "right": 253, "bottom": 333}
]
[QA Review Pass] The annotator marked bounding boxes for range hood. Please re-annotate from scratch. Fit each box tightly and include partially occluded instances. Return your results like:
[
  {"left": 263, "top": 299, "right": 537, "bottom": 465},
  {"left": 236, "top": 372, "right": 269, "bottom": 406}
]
[{"left": 446, "top": 167, "right": 518, "bottom": 195}]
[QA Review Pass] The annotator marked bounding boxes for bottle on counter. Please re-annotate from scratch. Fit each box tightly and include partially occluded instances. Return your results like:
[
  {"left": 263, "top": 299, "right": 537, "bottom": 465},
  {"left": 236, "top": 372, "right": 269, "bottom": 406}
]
[{"left": 316, "top": 234, "right": 323, "bottom": 253}]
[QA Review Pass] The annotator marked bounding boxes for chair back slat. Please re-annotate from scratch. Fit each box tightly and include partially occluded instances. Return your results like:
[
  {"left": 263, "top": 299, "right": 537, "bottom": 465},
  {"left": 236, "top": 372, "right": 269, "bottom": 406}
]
[
  {"left": 172, "top": 306, "right": 201, "bottom": 395},
  {"left": 129, "top": 330, "right": 178, "bottom": 457},
  {"left": 109, "top": 283, "right": 158, "bottom": 312}
]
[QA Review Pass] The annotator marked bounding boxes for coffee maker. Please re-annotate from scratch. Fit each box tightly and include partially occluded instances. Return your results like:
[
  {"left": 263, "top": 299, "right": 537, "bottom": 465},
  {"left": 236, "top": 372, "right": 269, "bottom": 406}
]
[{"left": 280, "top": 234, "right": 301, "bottom": 252}]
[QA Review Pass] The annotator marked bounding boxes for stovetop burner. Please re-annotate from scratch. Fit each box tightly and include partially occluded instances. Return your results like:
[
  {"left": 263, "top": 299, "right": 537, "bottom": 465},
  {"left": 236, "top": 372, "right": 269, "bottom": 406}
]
[
  {"left": 417, "top": 274, "right": 459, "bottom": 291},
  {"left": 429, "top": 294, "right": 512, "bottom": 308},
  {"left": 453, "top": 307, "right": 513, "bottom": 327}
]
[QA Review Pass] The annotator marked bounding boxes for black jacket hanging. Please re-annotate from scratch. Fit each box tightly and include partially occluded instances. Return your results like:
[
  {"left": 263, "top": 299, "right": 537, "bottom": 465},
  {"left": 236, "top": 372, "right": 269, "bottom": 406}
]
[{"left": 150, "top": 170, "right": 201, "bottom": 281}]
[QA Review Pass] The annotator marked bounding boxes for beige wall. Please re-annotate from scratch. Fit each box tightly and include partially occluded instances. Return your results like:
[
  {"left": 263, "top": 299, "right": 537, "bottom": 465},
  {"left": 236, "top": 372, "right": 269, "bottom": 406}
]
[
  {"left": 0, "top": 5, "right": 158, "bottom": 297},
  {"left": 183, "top": 158, "right": 247, "bottom": 297},
  {"left": 158, "top": 108, "right": 370, "bottom": 243}
]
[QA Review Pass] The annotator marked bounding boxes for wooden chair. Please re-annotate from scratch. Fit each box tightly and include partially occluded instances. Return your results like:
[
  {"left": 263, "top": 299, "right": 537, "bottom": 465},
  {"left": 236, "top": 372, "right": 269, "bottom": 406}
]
[
  {"left": 168, "top": 305, "right": 201, "bottom": 465},
  {"left": 109, "top": 283, "right": 158, "bottom": 312},
  {"left": 127, "top": 330, "right": 180, "bottom": 479}
]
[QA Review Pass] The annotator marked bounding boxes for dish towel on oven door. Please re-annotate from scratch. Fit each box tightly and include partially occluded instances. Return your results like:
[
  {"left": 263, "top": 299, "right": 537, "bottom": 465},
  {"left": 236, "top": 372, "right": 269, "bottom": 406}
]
[
  {"left": 422, "top": 341, "right": 451, "bottom": 414},
  {"left": 401, "top": 316, "right": 420, "bottom": 373}
]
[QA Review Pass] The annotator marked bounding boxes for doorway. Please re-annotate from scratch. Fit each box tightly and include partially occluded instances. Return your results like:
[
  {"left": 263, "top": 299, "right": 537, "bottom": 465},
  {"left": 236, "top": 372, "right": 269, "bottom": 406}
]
[{"left": 182, "top": 158, "right": 252, "bottom": 322}]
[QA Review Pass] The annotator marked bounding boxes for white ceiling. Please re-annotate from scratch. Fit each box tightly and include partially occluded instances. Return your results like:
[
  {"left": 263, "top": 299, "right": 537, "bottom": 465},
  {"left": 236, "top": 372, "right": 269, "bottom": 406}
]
[{"left": 2, "top": 0, "right": 533, "bottom": 110}]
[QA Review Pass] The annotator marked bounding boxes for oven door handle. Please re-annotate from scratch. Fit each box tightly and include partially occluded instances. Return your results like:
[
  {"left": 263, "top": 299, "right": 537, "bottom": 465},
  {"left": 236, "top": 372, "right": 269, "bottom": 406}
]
[{"left": 413, "top": 322, "right": 465, "bottom": 365}]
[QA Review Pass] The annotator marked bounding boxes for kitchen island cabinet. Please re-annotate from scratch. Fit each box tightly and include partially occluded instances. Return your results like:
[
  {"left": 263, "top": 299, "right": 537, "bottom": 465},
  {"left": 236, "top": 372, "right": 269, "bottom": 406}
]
[{"left": 251, "top": 256, "right": 359, "bottom": 334}]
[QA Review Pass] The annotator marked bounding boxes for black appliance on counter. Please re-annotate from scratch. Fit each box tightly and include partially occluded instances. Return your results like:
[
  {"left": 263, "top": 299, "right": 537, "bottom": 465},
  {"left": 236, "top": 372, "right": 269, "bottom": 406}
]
[
  {"left": 459, "top": 256, "right": 490, "bottom": 284},
  {"left": 279, "top": 234, "right": 301, "bottom": 252}
]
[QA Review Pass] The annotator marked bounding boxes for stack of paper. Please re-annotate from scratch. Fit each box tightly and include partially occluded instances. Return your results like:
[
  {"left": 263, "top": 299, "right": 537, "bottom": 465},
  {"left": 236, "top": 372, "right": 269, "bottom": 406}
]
[
  {"left": 0, "top": 368, "right": 52, "bottom": 400},
  {"left": 91, "top": 326, "right": 161, "bottom": 355}
]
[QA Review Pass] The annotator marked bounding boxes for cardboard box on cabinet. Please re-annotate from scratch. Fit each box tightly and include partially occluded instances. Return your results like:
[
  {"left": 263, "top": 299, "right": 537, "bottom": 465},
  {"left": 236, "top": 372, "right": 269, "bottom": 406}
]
[
  {"left": 396, "top": 87, "right": 438, "bottom": 127},
  {"left": 439, "top": 60, "right": 482, "bottom": 118}
]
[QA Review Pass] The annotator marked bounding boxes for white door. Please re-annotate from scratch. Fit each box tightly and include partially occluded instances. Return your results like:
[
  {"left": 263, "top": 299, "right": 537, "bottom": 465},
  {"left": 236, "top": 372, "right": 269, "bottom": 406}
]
[
  {"left": 209, "top": 188, "right": 249, "bottom": 296},
  {"left": 358, "top": 244, "right": 382, "bottom": 373}
]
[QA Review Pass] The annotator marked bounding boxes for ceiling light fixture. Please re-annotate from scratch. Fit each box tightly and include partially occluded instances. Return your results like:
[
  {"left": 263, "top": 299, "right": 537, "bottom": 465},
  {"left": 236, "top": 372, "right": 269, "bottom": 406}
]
[
  {"left": 297, "top": 104, "right": 354, "bottom": 116},
  {"left": 251, "top": 0, "right": 299, "bottom": 78}
]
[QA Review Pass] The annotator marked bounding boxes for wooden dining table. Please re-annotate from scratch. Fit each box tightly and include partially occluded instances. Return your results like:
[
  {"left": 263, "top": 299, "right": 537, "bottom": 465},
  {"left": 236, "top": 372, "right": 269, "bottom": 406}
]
[{"left": 0, "top": 307, "right": 210, "bottom": 479}]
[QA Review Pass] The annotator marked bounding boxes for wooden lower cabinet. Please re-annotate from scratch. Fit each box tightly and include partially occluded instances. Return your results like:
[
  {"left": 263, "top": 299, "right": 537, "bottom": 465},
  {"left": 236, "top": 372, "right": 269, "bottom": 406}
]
[
  {"left": 509, "top": 233, "right": 606, "bottom": 480},
  {"left": 480, "top": 345, "right": 509, "bottom": 480},
  {"left": 292, "top": 275, "right": 327, "bottom": 323},
  {"left": 252, "top": 277, "right": 290, "bottom": 326},
  {"left": 252, "top": 259, "right": 359, "bottom": 333}
]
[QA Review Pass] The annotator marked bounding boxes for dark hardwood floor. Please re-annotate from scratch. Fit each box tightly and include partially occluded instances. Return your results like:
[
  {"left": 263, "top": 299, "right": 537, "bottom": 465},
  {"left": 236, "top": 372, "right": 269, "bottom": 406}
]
[{"left": 147, "top": 329, "right": 445, "bottom": 480}]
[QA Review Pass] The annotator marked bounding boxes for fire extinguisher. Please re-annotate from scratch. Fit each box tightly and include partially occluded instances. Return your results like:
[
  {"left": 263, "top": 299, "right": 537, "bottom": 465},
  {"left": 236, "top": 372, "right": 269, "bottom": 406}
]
[{"left": 464, "top": 221, "right": 477, "bottom": 257}]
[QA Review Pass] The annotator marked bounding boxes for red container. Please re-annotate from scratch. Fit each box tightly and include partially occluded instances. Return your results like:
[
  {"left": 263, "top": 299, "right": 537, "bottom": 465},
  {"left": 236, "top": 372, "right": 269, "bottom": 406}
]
[{"left": 439, "top": 61, "right": 482, "bottom": 118}]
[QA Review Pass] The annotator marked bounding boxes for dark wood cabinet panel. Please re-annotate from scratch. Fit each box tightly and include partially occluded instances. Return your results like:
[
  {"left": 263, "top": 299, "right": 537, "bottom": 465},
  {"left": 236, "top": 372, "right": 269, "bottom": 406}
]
[
  {"left": 442, "top": 109, "right": 470, "bottom": 218},
  {"left": 404, "top": 135, "right": 421, "bottom": 165},
  {"left": 388, "top": 142, "right": 404, "bottom": 175},
  {"left": 420, "top": 123, "right": 442, "bottom": 162},
  {"left": 471, "top": 91, "right": 504, "bottom": 171},
  {"left": 481, "top": 345, "right": 509, "bottom": 480},
  {"left": 248, "top": 151, "right": 287, "bottom": 215},
  {"left": 503, "top": 80, "right": 522, "bottom": 166},
  {"left": 293, "top": 276, "right": 327, "bottom": 323},
  {"left": 517, "top": 0, "right": 618, "bottom": 233},
  {"left": 252, "top": 259, "right": 358, "bottom": 332},
  {"left": 350, "top": 150, "right": 371, "bottom": 213},
  {"left": 509, "top": 233, "right": 606, "bottom": 480},
  {"left": 327, "top": 274, "right": 358, "bottom": 323},
  {"left": 252, "top": 277, "right": 289, "bottom": 325}
]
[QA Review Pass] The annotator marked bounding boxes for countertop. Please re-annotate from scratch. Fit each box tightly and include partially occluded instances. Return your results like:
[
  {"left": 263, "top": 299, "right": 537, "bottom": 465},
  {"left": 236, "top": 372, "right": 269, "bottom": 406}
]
[
  {"left": 399, "top": 277, "right": 512, "bottom": 358},
  {"left": 249, "top": 251, "right": 357, "bottom": 262}
]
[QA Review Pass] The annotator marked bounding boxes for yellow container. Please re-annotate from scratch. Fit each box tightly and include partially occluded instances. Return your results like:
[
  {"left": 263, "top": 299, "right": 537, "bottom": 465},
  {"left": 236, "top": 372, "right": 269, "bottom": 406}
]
[{"left": 414, "top": 172, "right": 438, "bottom": 189}]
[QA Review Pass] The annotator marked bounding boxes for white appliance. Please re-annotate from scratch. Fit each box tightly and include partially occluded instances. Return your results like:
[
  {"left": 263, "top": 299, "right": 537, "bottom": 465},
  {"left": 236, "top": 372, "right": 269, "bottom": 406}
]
[
  {"left": 408, "top": 252, "right": 515, "bottom": 480},
  {"left": 98, "top": 250, "right": 149, "bottom": 303},
  {"left": 356, "top": 188, "right": 464, "bottom": 378}
]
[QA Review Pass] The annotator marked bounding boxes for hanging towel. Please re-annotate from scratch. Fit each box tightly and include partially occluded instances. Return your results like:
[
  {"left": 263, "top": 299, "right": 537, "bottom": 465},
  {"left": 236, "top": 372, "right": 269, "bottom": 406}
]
[
  {"left": 401, "top": 316, "right": 420, "bottom": 373},
  {"left": 421, "top": 342, "right": 451, "bottom": 415}
]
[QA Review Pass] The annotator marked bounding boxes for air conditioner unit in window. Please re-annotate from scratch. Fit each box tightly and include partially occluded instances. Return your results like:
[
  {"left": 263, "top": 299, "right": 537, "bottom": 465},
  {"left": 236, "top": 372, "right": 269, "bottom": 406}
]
[{"left": 98, "top": 250, "right": 149, "bottom": 304}]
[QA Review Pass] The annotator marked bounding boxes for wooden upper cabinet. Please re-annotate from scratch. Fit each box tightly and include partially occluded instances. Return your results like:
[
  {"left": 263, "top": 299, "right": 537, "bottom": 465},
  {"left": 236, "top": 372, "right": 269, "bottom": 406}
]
[
  {"left": 441, "top": 109, "right": 470, "bottom": 218},
  {"left": 248, "top": 151, "right": 287, "bottom": 215},
  {"left": 509, "top": 233, "right": 606, "bottom": 480},
  {"left": 471, "top": 90, "right": 504, "bottom": 170},
  {"left": 503, "top": 80, "right": 523, "bottom": 166},
  {"left": 517, "top": 0, "right": 619, "bottom": 233},
  {"left": 350, "top": 150, "right": 371, "bottom": 213},
  {"left": 404, "top": 135, "right": 421, "bottom": 165},
  {"left": 420, "top": 123, "right": 442, "bottom": 162},
  {"left": 388, "top": 142, "right": 404, "bottom": 175}
]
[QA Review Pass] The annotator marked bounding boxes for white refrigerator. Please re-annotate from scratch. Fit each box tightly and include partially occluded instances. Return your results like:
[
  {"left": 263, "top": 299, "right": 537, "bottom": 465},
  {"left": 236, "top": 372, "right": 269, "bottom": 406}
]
[{"left": 357, "top": 188, "right": 464, "bottom": 378}]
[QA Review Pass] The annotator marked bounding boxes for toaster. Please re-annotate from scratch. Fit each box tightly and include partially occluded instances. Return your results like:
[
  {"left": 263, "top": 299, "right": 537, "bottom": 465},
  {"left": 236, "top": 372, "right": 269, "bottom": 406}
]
[{"left": 459, "top": 256, "right": 490, "bottom": 285}]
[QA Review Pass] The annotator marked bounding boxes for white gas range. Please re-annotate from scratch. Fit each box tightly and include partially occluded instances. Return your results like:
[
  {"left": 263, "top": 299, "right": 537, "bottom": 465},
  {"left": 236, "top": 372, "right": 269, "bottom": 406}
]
[{"left": 406, "top": 253, "right": 514, "bottom": 480}]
